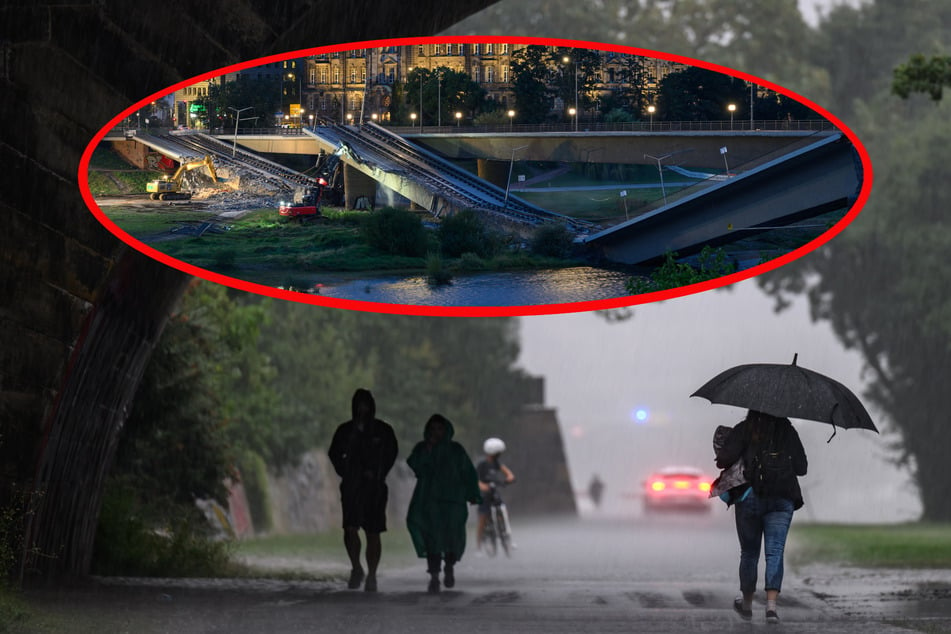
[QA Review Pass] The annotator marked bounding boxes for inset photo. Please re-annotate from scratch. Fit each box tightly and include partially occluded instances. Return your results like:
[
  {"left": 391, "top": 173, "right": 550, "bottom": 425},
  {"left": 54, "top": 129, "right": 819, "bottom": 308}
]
[{"left": 81, "top": 37, "right": 870, "bottom": 316}]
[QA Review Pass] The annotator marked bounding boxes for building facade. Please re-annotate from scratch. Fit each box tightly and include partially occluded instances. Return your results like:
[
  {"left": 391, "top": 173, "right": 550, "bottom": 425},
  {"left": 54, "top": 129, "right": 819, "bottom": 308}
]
[{"left": 301, "top": 44, "right": 681, "bottom": 124}]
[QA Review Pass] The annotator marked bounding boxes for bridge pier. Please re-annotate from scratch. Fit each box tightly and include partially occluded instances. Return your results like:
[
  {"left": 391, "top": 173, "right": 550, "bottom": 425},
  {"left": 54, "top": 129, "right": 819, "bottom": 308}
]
[
  {"left": 343, "top": 163, "right": 377, "bottom": 209},
  {"left": 477, "top": 158, "right": 510, "bottom": 189}
]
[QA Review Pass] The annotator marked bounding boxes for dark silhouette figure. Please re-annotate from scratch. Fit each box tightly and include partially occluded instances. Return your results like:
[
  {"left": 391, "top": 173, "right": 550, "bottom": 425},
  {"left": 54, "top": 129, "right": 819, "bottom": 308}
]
[
  {"left": 328, "top": 389, "right": 398, "bottom": 592},
  {"left": 588, "top": 474, "right": 605, "bottom": 508},
  {"left": 406, "top": 414, "right": 481, "bottom": 593},
  {"left": 716, "top": 410, "right": 807, "bottom": 624}
]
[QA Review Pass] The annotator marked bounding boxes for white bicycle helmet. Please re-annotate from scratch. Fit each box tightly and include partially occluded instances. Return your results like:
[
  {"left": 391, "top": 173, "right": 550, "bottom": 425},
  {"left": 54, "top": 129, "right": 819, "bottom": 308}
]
[{"left": 483, "top": 437, "right": 506, "bottom": 455}]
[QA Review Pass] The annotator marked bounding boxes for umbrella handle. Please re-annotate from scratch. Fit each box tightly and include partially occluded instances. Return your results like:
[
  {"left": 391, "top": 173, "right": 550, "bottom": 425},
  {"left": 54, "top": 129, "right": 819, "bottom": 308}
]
[{"left": 827, "top": 425, "right": 837, "bottom": 443}]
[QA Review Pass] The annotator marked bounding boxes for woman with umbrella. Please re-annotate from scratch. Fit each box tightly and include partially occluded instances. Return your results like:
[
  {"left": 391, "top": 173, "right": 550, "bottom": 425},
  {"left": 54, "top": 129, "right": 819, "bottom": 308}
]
[
  {"left": 695, "top": 354, "right": 877, "bottom": 624},
  {"left": 406, "top": 414, "right": 482, "bottom": 593},
  {"left": 716, "top": 410, "right": 807, "bottom": 624}
]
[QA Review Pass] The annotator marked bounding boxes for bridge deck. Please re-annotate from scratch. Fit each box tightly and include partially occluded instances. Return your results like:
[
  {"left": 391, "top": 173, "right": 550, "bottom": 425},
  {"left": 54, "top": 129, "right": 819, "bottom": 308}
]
[{"left": 584, "top": 133, "right": 861, "bottom": 264}]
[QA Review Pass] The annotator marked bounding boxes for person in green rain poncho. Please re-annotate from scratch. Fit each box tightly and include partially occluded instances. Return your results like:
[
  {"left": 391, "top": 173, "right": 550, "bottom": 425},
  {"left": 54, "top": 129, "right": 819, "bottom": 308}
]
[{"left": 406, "top": 414, "right": 483, "bottom": 593}]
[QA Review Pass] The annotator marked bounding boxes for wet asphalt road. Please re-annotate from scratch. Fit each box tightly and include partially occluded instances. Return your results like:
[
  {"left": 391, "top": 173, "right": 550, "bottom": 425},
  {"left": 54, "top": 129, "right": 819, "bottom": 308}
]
[{"left": 22, "top": 514, "right": 951, "bottom": 633}]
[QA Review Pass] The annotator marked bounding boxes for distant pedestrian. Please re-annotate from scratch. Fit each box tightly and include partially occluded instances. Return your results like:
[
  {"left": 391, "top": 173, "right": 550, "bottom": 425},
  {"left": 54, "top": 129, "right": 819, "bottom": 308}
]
[
  {"left": 588, "top": 474, "right": 605, "bottom": 508},
  {"left": 406, "top": 414, "right": 482, "bottom": 593},
  {"left": 715, "top": 410, "right": 807, "bottom": 624},
  {"left": 328, "top": 388, "right": 398, "bottom": 592}
]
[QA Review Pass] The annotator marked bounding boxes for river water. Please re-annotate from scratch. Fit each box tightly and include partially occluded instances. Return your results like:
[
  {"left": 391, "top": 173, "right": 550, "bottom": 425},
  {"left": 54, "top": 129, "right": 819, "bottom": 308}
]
[{"left": 304, "top": 267, "right": 634, "bottom": 307}]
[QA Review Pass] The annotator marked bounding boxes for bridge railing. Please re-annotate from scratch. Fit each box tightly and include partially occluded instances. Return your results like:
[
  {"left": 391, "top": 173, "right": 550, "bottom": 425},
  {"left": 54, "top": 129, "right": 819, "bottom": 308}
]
[
  {"left": 388, "top": 119, "right": 836, "bottom": 134},
  {"left": 205, "top": 119, "right": 835, "bottom": 137}
]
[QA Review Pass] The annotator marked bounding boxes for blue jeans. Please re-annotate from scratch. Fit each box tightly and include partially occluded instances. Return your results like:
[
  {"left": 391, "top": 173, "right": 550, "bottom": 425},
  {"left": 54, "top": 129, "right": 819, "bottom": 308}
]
[{"left": 734, "top": 488, "right": 794, "bottom": 593}]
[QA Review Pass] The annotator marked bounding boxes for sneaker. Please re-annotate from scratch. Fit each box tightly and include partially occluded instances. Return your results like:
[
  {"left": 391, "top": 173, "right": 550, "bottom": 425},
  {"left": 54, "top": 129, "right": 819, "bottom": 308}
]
[
  {"left": 733, "top": 598, "right": 753, "bottom": 620},
  {"left": 347, "top": 567, "right": 365, "bottom": 589},
  {"left": 766, "top": 609, "right": 780, "bottom": 624},
  {"left": 364, "top": 575, "right": 377, "bottom": 592},
  {"left": 444, "top": 566, "right": 455, "bottom": 589},
  {"left": 427, "top": 574, "right": 440, "bottom": 594}
]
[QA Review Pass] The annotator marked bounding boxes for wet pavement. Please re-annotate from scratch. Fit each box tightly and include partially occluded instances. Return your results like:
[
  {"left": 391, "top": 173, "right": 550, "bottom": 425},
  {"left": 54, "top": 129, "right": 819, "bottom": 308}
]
[{"left": 18, "top": 515, "right": 951, "bottom": 633}]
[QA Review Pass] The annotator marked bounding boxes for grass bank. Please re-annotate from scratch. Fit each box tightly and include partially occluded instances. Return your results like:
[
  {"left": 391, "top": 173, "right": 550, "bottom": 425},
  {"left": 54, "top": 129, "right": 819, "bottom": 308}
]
[
  {"left": 235, "top": 530, "right": 417, "bottom": 567},
  {"left": 791, "top": 523, "right": 951, "bottom": 568},
  {"left": 107, "top": 208, "right": 583, "bottom": 279},
  {"left": 87, "top": 146, "right": 163, "bottom": 196}
]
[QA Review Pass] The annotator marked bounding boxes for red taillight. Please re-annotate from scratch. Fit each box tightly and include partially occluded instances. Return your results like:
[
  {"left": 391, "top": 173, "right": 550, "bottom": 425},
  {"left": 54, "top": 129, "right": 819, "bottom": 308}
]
[
  {"left": 650, "top": 481, "right": 666, "bottom": 492},
  {"left": 699, "top": 482, "right": 711, "bottom": 492}
]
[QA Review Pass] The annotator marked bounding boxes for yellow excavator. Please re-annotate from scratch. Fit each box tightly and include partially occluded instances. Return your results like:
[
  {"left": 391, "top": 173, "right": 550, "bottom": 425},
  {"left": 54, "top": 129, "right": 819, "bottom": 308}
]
[{"left": 146, "top": 155, "right": 218, "bottom": 200}]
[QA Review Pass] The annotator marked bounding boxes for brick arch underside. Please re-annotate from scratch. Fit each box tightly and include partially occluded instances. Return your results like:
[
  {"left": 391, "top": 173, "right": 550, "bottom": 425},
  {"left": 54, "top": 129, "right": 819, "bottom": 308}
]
[{"left": 0, "top": 0, "right": 499, "bottom": 583}]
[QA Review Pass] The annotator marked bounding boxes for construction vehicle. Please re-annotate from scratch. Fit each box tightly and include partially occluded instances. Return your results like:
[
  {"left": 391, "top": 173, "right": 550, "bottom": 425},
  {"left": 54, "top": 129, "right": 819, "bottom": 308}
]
[
  {"left": 147, "top": 155, "right": 218, "bottom": 200},
  {"left": 279, "top": 177, "right": 328, "bottom": 221}
]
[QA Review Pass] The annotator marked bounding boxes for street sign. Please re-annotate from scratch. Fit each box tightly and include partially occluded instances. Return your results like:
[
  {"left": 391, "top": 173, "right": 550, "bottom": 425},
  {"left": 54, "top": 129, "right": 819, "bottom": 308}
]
[
  {"left": 719, "top": 146, "right": 728, "bottom": 154},
  {"left": 517, "top": 174, "right": 525, "bottom": 182},
  {"left": 289, "top": 103, "right": 301, "bottom": 117},
  {"left": 620, "top": 190, "right": 628, "bottom": 197}
]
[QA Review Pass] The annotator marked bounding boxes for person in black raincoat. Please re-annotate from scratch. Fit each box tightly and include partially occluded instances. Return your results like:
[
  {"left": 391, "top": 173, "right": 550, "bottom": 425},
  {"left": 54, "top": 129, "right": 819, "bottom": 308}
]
[
  {"left": 406, "top": 414, "right": 482, "bottom": 593},
  {"left": 716, "top": 410, "right": 807, "bottom": 624},
  {"left": 328, "top": 388, "right": 398, "bottom": 592}
]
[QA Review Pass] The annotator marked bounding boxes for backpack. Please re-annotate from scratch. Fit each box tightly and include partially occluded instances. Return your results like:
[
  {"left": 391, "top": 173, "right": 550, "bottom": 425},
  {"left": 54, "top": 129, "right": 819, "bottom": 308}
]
[{"left": 747, "top": 427, "right": 796, "bottom": 498}]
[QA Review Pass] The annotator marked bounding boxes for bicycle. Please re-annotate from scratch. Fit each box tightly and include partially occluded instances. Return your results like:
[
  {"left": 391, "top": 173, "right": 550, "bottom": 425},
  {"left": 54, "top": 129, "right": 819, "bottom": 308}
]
[{"left": 481, "top": 482, "right": 514, "bottom": 557}]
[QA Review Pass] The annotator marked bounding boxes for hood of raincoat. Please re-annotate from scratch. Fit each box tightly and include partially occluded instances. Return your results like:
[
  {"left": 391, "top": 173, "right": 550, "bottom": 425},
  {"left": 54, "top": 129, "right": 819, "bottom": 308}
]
[
  {"left": 352, "top": 388, "right": 376, "bottom": 420},
  {"left": 423, "top": 413, "right": 454, "bottom": 444}
]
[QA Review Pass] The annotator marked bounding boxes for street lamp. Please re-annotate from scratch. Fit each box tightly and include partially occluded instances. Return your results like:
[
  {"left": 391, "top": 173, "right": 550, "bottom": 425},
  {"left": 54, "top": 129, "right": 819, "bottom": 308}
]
[
  {"left": 229, "top": 105, "right": 254, "bottom": 157},
  {"left": 410, "top": 112, "right": 417, "bottom": 128},
  {"left": 568, "top": 107, "right": 577, "bottom": 131},
  {"left": 728, "top": 103, "right": 736, "bottom": 130},
  {"left": 436, "top": 68, "right": 443, "bottom": 127},
  {"left": 749, "top": 81, "right": 755, "bottom": 130},
  {"left": 346, "top": 113, "right": 353, "bottom": 125},
  {"left": 503, "top": 145, "right": 529, "bottom": 212},
  {"left": 647, "top": 105, "right": 655, "bottom": 131},
  {"left": 409, "top": 66, "right": 423, "bottom": 131},
  {"left": 563, "top": 55, "right": 579, "bottom": 132},
  {"left": 308, "top": 113, "right": 314, "bottom": 130},
  {"left": 371, "top": 112, "right": 379, "bottom": 123},
  {"left": 455, "top": 111, "right": 462, "bottom": 127},
  {"left": 507, "top": 109, "right": 515, "bottom": 132},
  {"left": 644, "top": 153, "right": 672, "bottom": 207}
]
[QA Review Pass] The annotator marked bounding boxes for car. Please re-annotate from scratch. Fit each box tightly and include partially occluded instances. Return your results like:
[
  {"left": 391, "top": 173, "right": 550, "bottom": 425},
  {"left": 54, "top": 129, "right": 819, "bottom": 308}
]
[{"left": 643, "top": 466, "right": 713, "bottom": 513}]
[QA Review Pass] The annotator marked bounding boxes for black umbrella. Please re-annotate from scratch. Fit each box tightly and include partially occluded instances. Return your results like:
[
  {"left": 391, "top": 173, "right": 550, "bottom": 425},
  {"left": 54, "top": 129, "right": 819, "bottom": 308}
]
[{"left": 691, "top": 354, "right": 878, "bottom": 440}]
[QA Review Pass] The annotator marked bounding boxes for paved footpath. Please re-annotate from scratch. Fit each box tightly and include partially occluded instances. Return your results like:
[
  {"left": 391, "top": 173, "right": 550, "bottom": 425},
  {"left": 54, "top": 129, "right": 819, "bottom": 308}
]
[{"left": 17, "top": 516, "right": 951, "bottom": 633}]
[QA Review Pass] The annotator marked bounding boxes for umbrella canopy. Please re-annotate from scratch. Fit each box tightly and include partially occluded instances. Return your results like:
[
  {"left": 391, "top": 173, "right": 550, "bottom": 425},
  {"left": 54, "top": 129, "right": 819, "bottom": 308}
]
[{"left": 691, "top": 354, "right": 878, "bottom": 434}]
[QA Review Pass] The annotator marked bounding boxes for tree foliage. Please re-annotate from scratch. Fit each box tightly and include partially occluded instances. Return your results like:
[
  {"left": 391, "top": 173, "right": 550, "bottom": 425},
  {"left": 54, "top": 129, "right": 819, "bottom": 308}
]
[
  {"left": 893, "top": 54, "right": 951, "bottom": 101},
  {"left": 509, "top": 45, "right": 553, "bottom": 124},
  {"left": 197, "top": 77, "right": 278, "bottom": 130},
  {"left": 256, "top": 305, "right": 531, "bottom": 455},
  {"left": 405, "top": 66, "right": 488, "bottom": 125},
  {"left": 656, "top": 66, "right": 749, "bottom": 121}
]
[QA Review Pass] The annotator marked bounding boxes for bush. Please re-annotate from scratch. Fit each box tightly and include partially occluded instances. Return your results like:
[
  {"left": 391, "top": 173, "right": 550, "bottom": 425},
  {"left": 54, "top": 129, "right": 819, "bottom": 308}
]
[
  {"left": 530, "top": 223, "right": 575, "bottom": 258},
  {"left": 92, "top": 481, "right": 233, "bottom": 577},
  {"left": 361, "top": 207, "right": 428, "bottom": 257},
  {"left": 438, "top": 209, "right": 500, "bottom": 258},
  {"left": 458, "top": 252, "right": 487, "bottom": 271},
  {"left": 626, "top": 247, "right": 736, "bottom": 294},
  {"left": 426, "top": 252, "right": 453, "bottom": 286},
  {"left": 237, "top": 451, "right": 272, "bottom": 534}
]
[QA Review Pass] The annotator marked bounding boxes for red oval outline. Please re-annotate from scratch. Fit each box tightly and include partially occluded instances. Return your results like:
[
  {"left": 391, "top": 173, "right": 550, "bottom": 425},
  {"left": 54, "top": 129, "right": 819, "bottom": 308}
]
[{"left": 79, "top": 35, "right": 873, "bottom": 317}]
